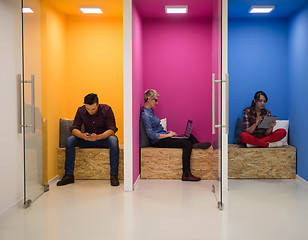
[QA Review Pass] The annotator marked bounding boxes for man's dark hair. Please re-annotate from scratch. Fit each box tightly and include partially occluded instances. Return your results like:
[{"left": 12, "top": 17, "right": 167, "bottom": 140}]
[{"left": 84, "top": 93, "right": 99, "bottom": 105}]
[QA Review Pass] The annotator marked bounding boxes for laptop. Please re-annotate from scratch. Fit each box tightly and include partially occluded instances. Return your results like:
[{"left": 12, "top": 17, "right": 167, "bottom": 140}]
[{"left": 171, "top": 120, "right": 193, "bottom": 139}]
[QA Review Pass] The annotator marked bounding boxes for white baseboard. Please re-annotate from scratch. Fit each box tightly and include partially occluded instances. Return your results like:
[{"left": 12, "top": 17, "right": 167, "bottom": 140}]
[
  {"left": 1, "top": 176, "right": 59, "bottom": 218},
  {"left": 296, "top": 175, "right": 308, "bottom": 189},
  {"left": 47, "top": 175, "right": 59, "bottom": 187},
  {"left": 0, "top": 198, "right": 23, "bottom": 219},
  {"left": 133, "top": 174, "right": 140, "bottom": 190}
]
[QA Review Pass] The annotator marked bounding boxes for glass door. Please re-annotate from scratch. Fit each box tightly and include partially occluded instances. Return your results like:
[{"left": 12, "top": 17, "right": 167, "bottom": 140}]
[
  {"left": 211, "top": 0, "right": 223, "bottom": 210},
  {"left": 22, "top": 0, "right": 44, "bottom": 208}
]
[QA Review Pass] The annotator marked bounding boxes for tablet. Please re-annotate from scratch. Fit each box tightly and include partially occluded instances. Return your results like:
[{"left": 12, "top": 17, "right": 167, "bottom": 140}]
[{"left": 258, "top": 115, "right": 278, "bottom": 129}]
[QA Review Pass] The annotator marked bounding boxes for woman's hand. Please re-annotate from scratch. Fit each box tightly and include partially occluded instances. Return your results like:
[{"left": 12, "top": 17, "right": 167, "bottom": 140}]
[
  {"left": 158, "top": 131, "right": 177, "bottom": 139},
  {"left": 255, "top": 116, "right": 262, "bottom": 126},
  {"left": 268, "top": 121, "right": 276, "bottom": 128},
  {"left": 265, "top": 121, "right": 275, "bottom": 135},
  {"left": 159, "top": 131, "right": 177, "bottom": 139},
  {"left": 245, "top": 116, "right": 262, "bottom": 134},
  {"left": 167, "top": 131, "right": 177, "bottom": 137}
]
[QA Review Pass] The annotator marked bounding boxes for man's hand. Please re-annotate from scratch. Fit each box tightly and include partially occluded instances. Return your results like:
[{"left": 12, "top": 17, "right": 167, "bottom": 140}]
[
  {"left": 83, "top": 133, "right": 91, "bottom": 141},
  {"left": 83, "top": 133, "right": 98, "bottom": 141}
]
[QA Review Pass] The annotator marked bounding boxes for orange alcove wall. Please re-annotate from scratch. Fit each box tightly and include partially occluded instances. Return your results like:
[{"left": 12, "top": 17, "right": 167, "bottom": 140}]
[{"left": 41, "top": 2, "right": 123, "bottom": 182}]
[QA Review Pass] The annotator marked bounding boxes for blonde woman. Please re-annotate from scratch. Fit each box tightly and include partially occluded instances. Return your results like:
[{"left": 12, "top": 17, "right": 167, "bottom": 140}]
[{"left": 141, "top": 89, "right": 211, "bottom": 181}]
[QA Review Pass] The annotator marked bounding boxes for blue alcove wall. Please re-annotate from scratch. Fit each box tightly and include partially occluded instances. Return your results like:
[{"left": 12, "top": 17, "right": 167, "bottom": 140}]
[
  {"left": 288, "top": 5, "right": 308, "bottom": 180},
  {"left": 228, "top": 3, "right": 308, "bottom": 181},
  {"left": 228, "top": 18, "right": 289, "bottom": 143}
]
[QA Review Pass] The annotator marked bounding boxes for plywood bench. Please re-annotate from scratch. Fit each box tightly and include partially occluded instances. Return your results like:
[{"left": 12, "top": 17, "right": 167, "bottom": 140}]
[
  {"left": 57, "top": 146, "right": 124, "bottom": 180},
  {"left": 228, "top": 144, "right": 296, "bottom": 179},
  {"left": 140, "top": 146, "right": 216, "bottom": 179}
]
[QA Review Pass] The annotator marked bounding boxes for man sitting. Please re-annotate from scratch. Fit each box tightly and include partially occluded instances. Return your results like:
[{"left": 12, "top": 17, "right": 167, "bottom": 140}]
[{"left": 57, "top": 93, "right": 120, "bottom": 187}]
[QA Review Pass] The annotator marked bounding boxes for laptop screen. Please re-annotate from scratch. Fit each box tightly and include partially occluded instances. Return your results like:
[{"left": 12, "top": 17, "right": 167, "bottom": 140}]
[{"left": 185, "top": 120, "right": 193, "bottom": 136}]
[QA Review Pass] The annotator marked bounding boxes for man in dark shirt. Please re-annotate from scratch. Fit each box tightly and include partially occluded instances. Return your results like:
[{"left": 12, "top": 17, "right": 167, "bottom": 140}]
[{"left": 57, "top": 93, "right": 120, "bottom": 187}]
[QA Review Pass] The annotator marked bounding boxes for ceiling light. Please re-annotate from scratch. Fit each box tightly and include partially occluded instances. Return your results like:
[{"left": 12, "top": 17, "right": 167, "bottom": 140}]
[
  {"left": 249, "top": 6, "right": 275, "bottom": 14},
  {"left": 165, "top": 5, "right": 188, "bottom": 14},
  {"left": 80, "top": 7, "right": 103, "bottom": 14},
  {"left": 22, "top": 8, "right": 34, "bottom": 13}
]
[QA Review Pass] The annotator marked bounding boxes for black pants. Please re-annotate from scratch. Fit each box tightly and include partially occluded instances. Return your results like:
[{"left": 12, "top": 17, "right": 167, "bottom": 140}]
[{"left": 151, "top": 134, "right": 199, "bottom": 174}]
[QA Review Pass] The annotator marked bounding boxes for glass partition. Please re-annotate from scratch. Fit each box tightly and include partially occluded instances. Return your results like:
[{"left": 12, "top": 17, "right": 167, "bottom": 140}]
[
  {"left": 211, "top": 0, "right": 223, "bottom": 210},
  {"left": 22, "top": 0, "right": 44, "bottom": 208}
]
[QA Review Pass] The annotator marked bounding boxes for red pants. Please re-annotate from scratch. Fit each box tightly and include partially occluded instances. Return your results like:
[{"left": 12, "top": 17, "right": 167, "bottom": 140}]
[{"left": 239, "top": 129, "right": 287, "bottom": 148}]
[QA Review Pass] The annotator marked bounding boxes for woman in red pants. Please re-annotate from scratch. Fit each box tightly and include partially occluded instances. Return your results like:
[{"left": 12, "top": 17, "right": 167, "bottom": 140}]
[{"left": 239, "top": 91, "right": 286, "bottom": 148}]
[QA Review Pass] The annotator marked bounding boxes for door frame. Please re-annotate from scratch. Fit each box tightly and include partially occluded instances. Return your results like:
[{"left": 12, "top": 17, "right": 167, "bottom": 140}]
[
  {"left": 222, "top": 0, "right": 229, "bottom": 195},
  {"left": 123, "top": 0, "right": 229, "bottom": 193},
  {"left": 123, "top": 0, "right": 133, "bottom": 191}
]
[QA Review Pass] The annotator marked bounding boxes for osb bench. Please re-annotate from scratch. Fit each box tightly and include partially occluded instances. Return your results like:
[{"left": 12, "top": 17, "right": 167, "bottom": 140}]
[
  {"left": 57, "top": 146, "right": 124, "bottom": 180},
  {"left": 140, "top": 146, "right": 217, "bottom": 179},
  {"left": 228, "top": 144, "right": 296, "bottom": 179}
]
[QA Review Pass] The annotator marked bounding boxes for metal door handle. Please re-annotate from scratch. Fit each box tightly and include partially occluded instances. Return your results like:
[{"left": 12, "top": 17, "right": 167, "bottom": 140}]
[
  {"left": 20, "top": 74, "right": 35, "bottom": 133},
  {"left": 212, "top": 73, "right": 229, "bottom": 134},
  {"left": 17, "top": 74, "right": 22, "bottom": 133},
  {"left": 31, "top": 74, "right": 35, "bottom": 133},
  {"left": 212, "top": 74, "right": 216, "bottom": 134},
  {"left": 225, "top": 73, "right": 229, "bottom": 134}
]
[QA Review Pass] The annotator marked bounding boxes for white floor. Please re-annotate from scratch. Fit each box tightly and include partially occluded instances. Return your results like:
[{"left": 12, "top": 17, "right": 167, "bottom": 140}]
[{"left": 1, "top": 178, "right": 308, "bottom": 240}]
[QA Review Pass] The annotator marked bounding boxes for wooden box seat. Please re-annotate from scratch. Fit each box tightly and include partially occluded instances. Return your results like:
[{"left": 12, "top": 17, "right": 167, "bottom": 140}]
[
  {"left": 140, "top": 146, "right": 217, "bottom": 179},
  {"left": 228, "top": 144, "right": 296, "bottom": 179},
  {"left": 57, "top": 146, "right": 124, "bottom": 180}
]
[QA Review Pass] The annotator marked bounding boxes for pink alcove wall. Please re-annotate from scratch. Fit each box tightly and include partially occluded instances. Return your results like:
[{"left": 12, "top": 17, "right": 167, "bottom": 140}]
[
  {"left": 132, "top": 5, "right": 218, "bottom": 184},
  {"left": 132, "top": 5, "right": 143, "bottom": 183},
  {"left": 142, "top": 18, "right": 213, "bottom": 143}
]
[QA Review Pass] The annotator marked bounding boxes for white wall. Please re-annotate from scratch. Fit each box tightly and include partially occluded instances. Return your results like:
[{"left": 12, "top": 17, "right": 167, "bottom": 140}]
[
  {"left": 0, "top": 0, "right": 23, "bottom": 214},
  {"left": 123, "top": 0, "right": 133, "bottom": 191}
]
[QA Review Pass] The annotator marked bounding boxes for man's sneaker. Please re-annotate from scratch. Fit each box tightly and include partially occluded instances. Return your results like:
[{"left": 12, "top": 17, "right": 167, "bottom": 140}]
[
  {"left": 110, "top": 175, "right": 119, "bottom": 186},
  {"left": 57, "top": 174, "right": 74, "bottom": 186}
]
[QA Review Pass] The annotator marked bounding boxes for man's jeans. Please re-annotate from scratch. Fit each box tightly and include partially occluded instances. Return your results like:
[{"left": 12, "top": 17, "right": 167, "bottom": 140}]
[{"left": 65, "top": 135, "right": 119, "bottom": 176}]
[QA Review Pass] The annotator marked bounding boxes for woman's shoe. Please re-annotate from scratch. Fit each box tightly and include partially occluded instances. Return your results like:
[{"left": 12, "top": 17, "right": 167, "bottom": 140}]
[
  {"left": 193, "top": 142, "right": 211, "bottom": 149},
  {"left": 182, "top": 172, "right": 201, "bottom": 181}
]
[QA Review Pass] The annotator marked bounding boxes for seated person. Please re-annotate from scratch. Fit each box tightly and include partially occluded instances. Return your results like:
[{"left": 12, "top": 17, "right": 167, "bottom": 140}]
[
  {"left": 239, "top": 91, "right": 286, "bottom": 148},
  {"left": 141, "top": 89, "right": 211, "bottom": 182},
  {"left": 57, "top": 93, "right": 120, "bottom": 187}
]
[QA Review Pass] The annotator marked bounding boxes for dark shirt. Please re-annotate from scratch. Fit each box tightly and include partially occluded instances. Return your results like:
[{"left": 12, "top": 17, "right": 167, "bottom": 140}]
[
  {"left": 140, "top": 107, "right": 167, "bottom": 144},
  {"left": 243, "top": 106, "right": 271, "bottom": 136},
  {"left": 71, "top": 104, "right": 118, "bottom": 134}
]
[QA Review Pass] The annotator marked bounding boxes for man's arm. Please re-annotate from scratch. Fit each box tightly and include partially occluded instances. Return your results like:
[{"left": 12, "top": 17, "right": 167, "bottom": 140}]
[
  {"left": 72, "top": 127, "right": 115, "bottom": 141},
  {"left": 72, "top": 128, "right": 90, "bottom": 140},
  {"left": 87, "top": 129, "right": 115, "bottom": 141},
  {"left": 70, "top": 108, "right": 83, "bottom": 136},
  {"left": 104, "top": 107, "right": 118, "bottom": 133}
]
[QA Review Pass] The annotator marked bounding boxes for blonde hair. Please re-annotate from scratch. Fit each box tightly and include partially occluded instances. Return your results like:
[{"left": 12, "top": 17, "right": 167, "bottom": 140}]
[{"left": 144, "top": 89, "right": 159, "bottom": 102}]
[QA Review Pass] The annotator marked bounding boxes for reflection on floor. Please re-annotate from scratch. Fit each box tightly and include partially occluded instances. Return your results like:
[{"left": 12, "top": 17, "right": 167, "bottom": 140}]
[{"left": 1, "top": 179, "right": 308, "bottom": 240}]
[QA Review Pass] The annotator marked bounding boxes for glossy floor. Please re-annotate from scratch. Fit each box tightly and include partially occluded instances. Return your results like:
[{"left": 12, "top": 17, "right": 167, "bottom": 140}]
[{"left": 1, "top": 179, "right": 308, "bottom": 240}]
